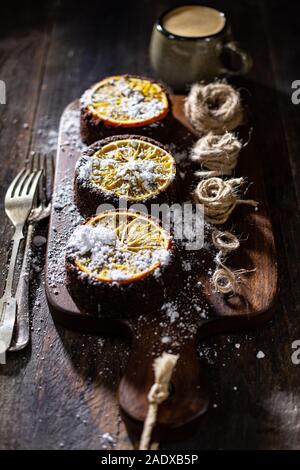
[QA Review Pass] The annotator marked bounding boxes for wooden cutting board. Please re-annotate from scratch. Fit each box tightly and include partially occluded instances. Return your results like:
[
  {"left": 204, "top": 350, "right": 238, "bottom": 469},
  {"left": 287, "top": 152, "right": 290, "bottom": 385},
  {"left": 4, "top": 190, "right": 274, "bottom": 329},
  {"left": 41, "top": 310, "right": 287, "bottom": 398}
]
[{"left": 45, "top": 96, "right": 277, "bottom": 443}]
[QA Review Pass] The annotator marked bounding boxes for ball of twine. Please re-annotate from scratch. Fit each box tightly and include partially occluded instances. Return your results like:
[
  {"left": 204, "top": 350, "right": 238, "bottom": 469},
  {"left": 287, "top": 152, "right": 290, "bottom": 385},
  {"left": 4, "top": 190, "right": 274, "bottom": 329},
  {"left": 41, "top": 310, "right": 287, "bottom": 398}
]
[
  {"left": 194, "top": 177, "right": 258, "bottom": 225},
  {"left": 191, "top": 131, "right": 242, "bottom": 177},
  {"left": 185, "top": 82, "right": 243, "bottom": 135}
]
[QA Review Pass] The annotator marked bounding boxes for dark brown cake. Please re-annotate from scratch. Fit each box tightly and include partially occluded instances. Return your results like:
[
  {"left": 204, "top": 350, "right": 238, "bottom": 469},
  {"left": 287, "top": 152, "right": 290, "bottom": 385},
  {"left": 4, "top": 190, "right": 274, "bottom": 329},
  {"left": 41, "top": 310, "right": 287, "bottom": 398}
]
[
  {"left": 65, "top": 210, "right": 179, "bottom": 316},
  {"left": 74, "top": 135, "right": 178, "bottom": 217},
  {"left": 80, "top": 75, "right": 172, "bottom": 145}
]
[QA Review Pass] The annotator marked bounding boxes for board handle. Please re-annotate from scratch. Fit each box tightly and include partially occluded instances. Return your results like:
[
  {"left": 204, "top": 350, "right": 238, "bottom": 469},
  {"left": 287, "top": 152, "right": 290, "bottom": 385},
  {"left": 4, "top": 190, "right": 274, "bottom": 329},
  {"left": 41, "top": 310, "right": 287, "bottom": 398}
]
[{"left": 118, "top": 321, "right": 209, "bottom": 443}]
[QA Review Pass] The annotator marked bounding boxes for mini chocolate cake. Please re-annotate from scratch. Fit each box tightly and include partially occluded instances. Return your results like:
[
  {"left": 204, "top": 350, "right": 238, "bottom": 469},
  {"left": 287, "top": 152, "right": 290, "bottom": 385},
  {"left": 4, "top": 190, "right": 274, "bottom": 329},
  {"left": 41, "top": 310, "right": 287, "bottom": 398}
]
[
  {"left": 74, "top": 135, "right": 177, "bottom": 217},
  {"left": 65, "top": 210, "right": 178, "bottom": 315},
  {"left": 80, "top": 75, "right": 172, "bottom": 144}
]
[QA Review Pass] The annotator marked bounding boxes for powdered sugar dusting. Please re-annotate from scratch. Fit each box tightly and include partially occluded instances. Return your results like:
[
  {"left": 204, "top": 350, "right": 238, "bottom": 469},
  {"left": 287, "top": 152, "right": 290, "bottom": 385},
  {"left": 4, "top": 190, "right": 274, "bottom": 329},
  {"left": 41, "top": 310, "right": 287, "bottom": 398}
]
[
  {"left": 66, "top": 213, "right": 172, "bottom": 282},
  {"left": 46, "top": 100, "right": 234, "bottom": 356},
  {"left": 47, "top": 105, "right": 89, "bottom": 290},
  {"left": 47, "top": 176, "right": 83, "bottom": 289},
  {"left": 82, "top": 77, "right": 167, "bottom": 123},
  {"left": 61, "top": 108, "right": 85, "bottom": 152},
  {"left": 77, "top": 138, "right": 176, "bottom": 201}
]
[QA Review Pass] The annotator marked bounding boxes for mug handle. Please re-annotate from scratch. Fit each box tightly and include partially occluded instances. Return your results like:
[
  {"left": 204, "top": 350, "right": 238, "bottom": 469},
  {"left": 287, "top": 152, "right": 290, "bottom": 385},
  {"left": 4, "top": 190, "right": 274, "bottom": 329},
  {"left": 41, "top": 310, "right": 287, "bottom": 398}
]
[{"left": 221, "top": 41, "right": 252, "bottom": 76}]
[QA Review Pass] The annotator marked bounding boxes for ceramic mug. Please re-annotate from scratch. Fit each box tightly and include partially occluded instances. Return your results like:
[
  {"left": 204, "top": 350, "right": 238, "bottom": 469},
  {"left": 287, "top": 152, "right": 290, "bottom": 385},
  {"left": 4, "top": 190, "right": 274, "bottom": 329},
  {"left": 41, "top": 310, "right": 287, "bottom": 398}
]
[{"left": 150, "top": 5, "right": 252, "bottom": 91}]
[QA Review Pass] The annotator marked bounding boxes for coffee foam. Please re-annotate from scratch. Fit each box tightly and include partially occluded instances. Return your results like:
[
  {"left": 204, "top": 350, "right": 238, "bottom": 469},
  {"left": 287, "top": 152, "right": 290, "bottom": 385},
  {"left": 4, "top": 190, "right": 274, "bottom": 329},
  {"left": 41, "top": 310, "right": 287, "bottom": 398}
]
[{"left": 163, "top": 5, "right": 225, "bottom": 38}]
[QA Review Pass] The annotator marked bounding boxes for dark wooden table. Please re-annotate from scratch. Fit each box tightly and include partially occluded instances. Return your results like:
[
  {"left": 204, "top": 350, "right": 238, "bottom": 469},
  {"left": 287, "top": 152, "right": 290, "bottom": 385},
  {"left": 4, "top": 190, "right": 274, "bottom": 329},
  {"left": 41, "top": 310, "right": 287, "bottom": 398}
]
[{"left": 0, "top": 0, "right": 300, "bottom": 450}]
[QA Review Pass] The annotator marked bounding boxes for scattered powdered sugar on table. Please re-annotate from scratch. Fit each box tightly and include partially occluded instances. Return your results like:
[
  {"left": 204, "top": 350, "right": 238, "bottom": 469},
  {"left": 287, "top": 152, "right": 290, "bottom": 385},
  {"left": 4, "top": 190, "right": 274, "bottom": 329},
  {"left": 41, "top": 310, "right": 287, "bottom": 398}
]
[
  {"left": 61, "top": 108, "right": 85, "bottom": 152},
  {"left": 47, "top": 175, "right": 83, "bottom": 289},
  {"left": 34, "top": 129, "right": 58, "bottom": 153},
  {"left": 99, "top": 432, "right": 117, "bottom": 449},
  {"left": 161, "top": 301, "right": 179, "bottom": 323},
  {"left": 169, "top": 142, "right": 191, "bottom": 178},
  {"left": 53, "top": 180, "right": 74, "bottom": 211},
  {"left": 199, "top": 346, "right": 219, "bottom": 365},
  {"left": 30, "top": 115, "right": 59, "bottom": 154},
  {"left": 169, "top": 144, "right": 189, "bottom": 164},
  {"left": 153, "top": 279, "right": 210, "bottom": 344},
  {"left": 182, "top": 259, "right": 192, "bottom": 271},
  {"left": 47, "top": 106, "right": 88, "bottom": 289},
  {"left": 257, "top": 350, "right": 265, "bottom": 359}
]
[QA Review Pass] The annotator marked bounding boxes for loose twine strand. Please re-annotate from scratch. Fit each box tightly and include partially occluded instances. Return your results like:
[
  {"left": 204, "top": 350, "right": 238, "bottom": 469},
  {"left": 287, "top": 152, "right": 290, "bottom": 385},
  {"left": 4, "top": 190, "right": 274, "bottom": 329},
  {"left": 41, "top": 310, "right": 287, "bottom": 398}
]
[
  {"left": 212, "top": 229, "right": 240, "bottom": 253},
  {"left": 185, "top": 82, "right": 243, "bottom": 135},
  {"left": 194, "top": 177, "right": 258, "bottom": 225},
  {"left": 211, "top": 230, "right": 255, "bottom": 294},
  {"left": 191, "top": 131, "right": 242, "bottom": 177},
  {"left": 212, "top": 230, "right": 240, "bottom": 294},
  {"left": 139, "top": 352, "right": 179, "bottom": 450}
]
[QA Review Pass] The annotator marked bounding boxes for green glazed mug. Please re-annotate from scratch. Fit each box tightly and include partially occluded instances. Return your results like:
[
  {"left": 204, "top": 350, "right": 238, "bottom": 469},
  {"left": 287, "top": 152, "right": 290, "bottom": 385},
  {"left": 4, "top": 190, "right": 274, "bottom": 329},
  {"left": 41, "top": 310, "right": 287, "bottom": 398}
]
[{"left": 150, "top": 5, "right": 252, "bottom": 91}]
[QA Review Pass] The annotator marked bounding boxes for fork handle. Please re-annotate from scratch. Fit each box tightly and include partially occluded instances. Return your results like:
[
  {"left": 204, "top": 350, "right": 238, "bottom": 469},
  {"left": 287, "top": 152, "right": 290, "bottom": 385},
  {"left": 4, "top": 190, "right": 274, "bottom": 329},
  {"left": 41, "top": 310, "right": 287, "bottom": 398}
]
[
  {"left": 9, "top": 224, "right": 34, "bottom": 351},
  {"left": 5, "top": 225, "right": 24, "bottom": 297},
  {"left": 0, "top": 226, "right": 23, "bottom": 350}
]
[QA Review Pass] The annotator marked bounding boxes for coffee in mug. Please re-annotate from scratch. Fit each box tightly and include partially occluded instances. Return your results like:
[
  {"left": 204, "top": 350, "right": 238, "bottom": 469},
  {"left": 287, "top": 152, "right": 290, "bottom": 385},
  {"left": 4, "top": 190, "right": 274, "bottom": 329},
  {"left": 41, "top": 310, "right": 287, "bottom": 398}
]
[
  {"left": 150, "top": 5, "right": 252, "bottom": 91},
  {"left": 162, "top": 5, "right": 226, "bottom": 38}
]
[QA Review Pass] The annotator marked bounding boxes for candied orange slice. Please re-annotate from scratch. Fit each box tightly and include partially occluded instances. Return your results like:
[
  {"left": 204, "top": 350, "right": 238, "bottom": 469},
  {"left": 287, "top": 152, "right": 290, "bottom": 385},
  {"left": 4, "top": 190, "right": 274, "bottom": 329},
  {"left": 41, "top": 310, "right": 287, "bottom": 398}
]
[
  {"left": 75, "top": 210, "right": 172, "bottom": 284},
  {"left": 87, "top": 76, "right": 169, "bottom": 127},
  {"left": 89, "top": 138, "right": 176, "bottom": 201}
]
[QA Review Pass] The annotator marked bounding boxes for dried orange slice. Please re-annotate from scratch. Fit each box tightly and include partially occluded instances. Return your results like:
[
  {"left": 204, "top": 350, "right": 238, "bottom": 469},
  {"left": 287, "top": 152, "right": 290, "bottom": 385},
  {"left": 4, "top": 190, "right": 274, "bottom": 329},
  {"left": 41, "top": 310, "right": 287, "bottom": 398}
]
[
  {"left": 88, "top": 137, "right": 176, "bottom": 201},
  {"left": 72, "top": 211, "right": 172, "bottom": 284},
  {"left": 86, "top": 75, "right": 169, "bottom": 127}
]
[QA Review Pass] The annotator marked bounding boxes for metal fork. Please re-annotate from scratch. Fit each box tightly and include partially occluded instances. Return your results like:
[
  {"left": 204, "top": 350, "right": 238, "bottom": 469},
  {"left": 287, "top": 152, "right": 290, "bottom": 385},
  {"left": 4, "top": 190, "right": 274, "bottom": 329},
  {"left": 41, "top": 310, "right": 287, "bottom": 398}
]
[
  {"left": 9, "top": 153, "right": 55, "bottom": 351},
  {"left": 0, "top": 164, "right": 42, "bottom": 352}
]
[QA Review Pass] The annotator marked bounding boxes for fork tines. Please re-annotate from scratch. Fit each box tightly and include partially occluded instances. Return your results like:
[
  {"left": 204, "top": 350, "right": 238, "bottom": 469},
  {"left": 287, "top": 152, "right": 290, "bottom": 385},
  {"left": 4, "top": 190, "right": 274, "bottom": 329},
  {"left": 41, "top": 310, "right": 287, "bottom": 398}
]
[{"left": 26, "top": 152, "right": 55, "bottom": 206}]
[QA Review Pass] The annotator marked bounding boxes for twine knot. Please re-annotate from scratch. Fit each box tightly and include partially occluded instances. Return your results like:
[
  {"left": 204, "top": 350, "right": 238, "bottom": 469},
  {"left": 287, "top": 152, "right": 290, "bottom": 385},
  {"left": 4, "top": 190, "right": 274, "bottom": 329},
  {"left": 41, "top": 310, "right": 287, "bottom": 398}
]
[
  {"left": 139, "top": 352, "right": 179, "bottom": 450},
  {"left": 185, "top": 82, "right": 243, "bottom": 135},
  {"left": 192, "top": 131, "right": 242, "bottom": 177},
  {"left": 148, "top": 383, "right": 169, "bottom": 405},
  {"left": 194, "top": 177, "right": 258, "bottom": 225},
  {"left": 212, "top": 229, "right": 240, "bottom": 253}
]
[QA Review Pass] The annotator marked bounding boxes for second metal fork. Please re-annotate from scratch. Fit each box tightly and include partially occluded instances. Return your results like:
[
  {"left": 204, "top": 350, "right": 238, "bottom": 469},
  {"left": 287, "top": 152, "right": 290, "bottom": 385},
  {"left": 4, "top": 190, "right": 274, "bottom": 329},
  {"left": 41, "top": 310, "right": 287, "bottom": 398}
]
[
  {"left": 0, "top": 164, "right": 42, "bottom": 353},
  {"left": 9, "top": 153, "right": 55, "bottom": 351}
]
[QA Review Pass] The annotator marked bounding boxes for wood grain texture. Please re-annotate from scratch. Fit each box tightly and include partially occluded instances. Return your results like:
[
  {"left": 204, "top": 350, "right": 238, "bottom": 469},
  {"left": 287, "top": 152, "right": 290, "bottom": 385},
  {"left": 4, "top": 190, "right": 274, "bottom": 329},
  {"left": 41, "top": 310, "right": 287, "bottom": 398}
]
[{"left": 0, "top": 0, "right": 299, "bottom": 450}]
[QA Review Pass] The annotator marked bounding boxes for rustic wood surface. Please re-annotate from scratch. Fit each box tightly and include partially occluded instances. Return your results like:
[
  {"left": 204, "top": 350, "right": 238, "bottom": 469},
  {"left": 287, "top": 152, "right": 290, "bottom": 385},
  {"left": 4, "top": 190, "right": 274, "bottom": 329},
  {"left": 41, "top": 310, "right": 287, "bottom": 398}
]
[
  {"left": 46, "top": 95, "right": 277, "bottom": 443},
  {"left": 0, "top": 0, "right": 300, "bottom": 450}
]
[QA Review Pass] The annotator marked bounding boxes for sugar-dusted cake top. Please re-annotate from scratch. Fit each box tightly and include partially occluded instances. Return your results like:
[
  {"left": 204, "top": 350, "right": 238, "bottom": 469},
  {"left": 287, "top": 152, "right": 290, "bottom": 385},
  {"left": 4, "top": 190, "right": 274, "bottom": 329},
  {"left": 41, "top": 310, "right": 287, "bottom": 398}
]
[
  {"left": 81, "top": 75, "right": 169, "bottom": 126},
  {"left": 76, "top": 137, "right": 176, "bottom": 201},
  {"left": 67, "top": 211, "right": 172, "bottom": 284}
]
